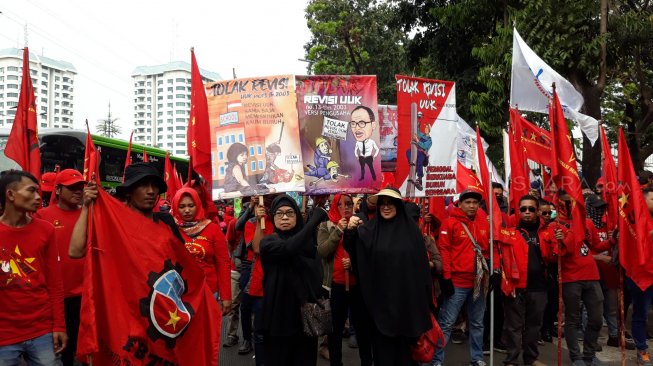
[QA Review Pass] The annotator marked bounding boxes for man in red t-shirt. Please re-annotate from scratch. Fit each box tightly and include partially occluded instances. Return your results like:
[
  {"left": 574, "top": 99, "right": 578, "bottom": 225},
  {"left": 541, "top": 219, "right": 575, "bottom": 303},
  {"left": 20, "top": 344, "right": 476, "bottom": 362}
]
[
  {"left": 0, "top": 170, "right": 67, "bottom": 364},
  {"left": 34, "top": 169, "right": 85, "bottom": 366}
]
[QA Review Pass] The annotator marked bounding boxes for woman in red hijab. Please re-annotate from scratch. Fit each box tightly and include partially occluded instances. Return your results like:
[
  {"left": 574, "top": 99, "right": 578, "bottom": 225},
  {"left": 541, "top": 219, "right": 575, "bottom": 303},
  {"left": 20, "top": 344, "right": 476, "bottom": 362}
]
[
  {"left": 317, "top": 194, "right": 373, "bottom": 366},
  {"left": 173, "top": 187, "right": 232, "bottom": 313}
]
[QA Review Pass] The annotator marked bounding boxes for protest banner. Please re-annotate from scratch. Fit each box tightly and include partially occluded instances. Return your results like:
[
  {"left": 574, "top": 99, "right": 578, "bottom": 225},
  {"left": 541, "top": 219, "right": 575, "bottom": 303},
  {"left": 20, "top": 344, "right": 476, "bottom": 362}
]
[
  {"left": 395, "top": 75, "right": 457, "bottom": 197},
  {"left": 378, "top": 104, "right": 398, "bottom": 172},
  {"left": 206, "top": 75, "right": 305, "bottom": 199},
  {"left": 296, "top": 75, "right": 381, "bottom": 195}
]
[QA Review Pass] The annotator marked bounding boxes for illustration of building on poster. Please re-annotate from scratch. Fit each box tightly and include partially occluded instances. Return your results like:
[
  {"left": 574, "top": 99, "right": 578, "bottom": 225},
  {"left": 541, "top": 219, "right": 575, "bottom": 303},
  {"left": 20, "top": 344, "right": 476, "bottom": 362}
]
[
  {"left": 296, "top": 75, "right": 382, "bottom": 195},
  {"left": 206, "top": 75, "right": 306, "bottom": 199}
]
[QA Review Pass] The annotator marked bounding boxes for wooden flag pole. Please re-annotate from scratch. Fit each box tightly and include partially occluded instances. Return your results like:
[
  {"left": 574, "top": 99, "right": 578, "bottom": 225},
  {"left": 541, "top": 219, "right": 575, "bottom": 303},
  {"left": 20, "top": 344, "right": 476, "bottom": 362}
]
[{"left": 259, "top": 195, "right": 266, "bottom": 230}]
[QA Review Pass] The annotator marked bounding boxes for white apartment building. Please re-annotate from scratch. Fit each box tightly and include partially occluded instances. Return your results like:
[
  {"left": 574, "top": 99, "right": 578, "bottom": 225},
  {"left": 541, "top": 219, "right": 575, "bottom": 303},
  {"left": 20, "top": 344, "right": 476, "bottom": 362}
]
[
  {"left": 131, "top": 61, "right": 220, "bottom": 157},
  {"left": 0, "top": 48, "right": 76, "bottom": 129}
]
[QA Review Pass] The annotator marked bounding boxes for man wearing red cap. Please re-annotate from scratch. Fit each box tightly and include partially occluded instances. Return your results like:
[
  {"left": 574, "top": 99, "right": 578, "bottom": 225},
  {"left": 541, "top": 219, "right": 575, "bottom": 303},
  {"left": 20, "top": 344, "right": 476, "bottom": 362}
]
[
  {"left": 34, "top": 169, "right": 85, "bottom": 366},
  {"left": 40, "top": 172, "right": 57, "bottom": 208}
]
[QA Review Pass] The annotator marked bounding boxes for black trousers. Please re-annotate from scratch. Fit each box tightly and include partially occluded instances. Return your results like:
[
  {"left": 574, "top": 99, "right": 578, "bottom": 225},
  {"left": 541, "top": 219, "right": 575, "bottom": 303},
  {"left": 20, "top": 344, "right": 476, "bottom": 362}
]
[
  {"left": 502, "top": 290, "right": 547, "bottom": 365},
  {"left": 541, "top": 265, "right": 559, "bottom": 336},
  {"left": 62, "top": 296, "right": 82, "bottom": 366},
  {"left": 358, "top": 156, "right": 376, "bottom": 180},
  {"left": 239, "top": 263, "right": 253, "bottom": 342},
  {"left": 483, "top": 287, "right": 504, "bottom": 345},
  {"left": 328, "top": 284, "right": 373, "bottom": 366},
  {"left": 264, "top": 334, "right": 317, "bottom": 366},
  {"left": 562, "top": 280, "right": 604, "bottom": 362},
  {"left": 371, "top": 326, "right": 417, "bottom": 366}
]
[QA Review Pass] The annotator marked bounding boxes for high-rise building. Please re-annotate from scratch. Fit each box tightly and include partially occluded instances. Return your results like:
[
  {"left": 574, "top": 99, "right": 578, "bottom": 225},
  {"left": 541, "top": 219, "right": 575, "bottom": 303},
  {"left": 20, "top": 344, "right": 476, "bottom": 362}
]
[
  {"left": 131, "top": 61, "right": 220, "bottom": 157},
  {"left": 0, "top": 48, "right": 76, "bottom": 129}
]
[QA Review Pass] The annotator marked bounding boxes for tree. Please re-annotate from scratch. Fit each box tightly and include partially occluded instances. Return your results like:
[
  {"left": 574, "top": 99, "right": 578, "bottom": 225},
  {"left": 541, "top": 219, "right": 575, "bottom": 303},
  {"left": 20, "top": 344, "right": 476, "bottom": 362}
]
[
  {"left": 304, "top": 0, "right": 408, "bottom": 103},
  {"left": 96, "top": 102, "right": 120, "bottom": 138}
]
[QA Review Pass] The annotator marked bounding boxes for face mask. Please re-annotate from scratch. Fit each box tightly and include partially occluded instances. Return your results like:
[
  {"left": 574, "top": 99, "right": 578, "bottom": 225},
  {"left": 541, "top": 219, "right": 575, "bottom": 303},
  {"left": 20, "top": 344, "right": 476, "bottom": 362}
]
[{"left": 550, "top": 209, "right": 557, "bottom": 220}]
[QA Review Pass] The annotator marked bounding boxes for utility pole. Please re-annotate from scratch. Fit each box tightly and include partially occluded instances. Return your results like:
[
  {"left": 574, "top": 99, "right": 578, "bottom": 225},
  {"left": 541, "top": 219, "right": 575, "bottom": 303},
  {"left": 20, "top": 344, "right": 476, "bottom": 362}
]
[{"left": 97, "top": 102, "right": 120, "bottom": 138}]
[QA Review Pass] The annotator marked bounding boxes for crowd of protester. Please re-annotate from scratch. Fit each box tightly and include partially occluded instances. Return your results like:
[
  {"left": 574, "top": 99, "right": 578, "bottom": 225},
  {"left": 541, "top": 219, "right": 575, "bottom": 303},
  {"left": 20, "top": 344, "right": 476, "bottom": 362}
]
[{"left": 4, "top": 163, "right": 653, "bottom": 366}]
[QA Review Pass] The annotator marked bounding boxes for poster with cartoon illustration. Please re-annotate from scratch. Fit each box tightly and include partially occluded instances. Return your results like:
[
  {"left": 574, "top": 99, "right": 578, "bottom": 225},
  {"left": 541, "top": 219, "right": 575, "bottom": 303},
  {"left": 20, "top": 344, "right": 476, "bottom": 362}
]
[
  {"left": 206, "top": 75, "right": 305, "bottom": 199},
  {"left": 296, "top": 75, "right": 382, "bottom": 195},
  {"left": 395, "top": 76, "right": 457, "bottom": 198},
  {"left": 378, "top": 105, "right": 398, "bottom": 172}
]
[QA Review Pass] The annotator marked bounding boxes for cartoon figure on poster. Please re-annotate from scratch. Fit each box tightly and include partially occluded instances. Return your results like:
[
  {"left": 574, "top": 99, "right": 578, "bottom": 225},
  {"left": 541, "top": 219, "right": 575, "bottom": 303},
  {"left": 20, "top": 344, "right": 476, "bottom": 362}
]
[
  {"left": 260, "top": 122, "right": 299, "bottom": 185},
  {"left": 223, "top": 143, "right": 272, "bottom": 196},
  {"left": 405, "top": 112, "right": 432, "bottom": 191},
  {"left": 309, "top": 160, "right": 350, "bottom": 186},
  {"left": 305, "top": 137, "right": 332, "bottom": 180},
  {"left": 351, "top": 105, "right": 379, "bottom": 181}
]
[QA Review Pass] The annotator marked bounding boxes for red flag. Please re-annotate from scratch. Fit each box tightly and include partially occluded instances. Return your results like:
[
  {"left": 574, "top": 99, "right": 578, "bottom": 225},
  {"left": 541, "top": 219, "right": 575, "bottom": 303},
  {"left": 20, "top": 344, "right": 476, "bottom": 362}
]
[
  {"left": 549, "top": 88, "right": 586, "bottom": 247},
  {"left": 123, "top": 130, "right": 134, "bottom": 183},
  {"left": 83, "top": 121, "right": 100, "bottom": 183},
  {"left": 476, "top": 126, "right": 503, "bottom": 233},
  {"left": 164, "top": 152, "right": 179, "bottom": 200},
  {"left": 77, "top": 189, "right": 221, "bottom": 365},
  {"left": 617, "top": 128, "right": 653, "bottom": 290},
  {"left": 5, "top": 47, "right": 40, "bottom": 179},
  {"left": 142, "top": 148, "right": 149, "bottom": 163},
  {"left": 187, "top": 49, "right": 213, "bottom": 190},
  {"left": 510, "top": 108, "right": 553, "bottom": 167},
  {"left": 600, "top": 126, "right": 618, "bottom": 231},
  {"left": 174, "top": 164, "right": 184, "bottom": 193},
  {"left": 456, "top": 161, "right": 483, "bottom": 194},
  {"left": 507, "top": 113, "right": 530, "bottom": 214}
]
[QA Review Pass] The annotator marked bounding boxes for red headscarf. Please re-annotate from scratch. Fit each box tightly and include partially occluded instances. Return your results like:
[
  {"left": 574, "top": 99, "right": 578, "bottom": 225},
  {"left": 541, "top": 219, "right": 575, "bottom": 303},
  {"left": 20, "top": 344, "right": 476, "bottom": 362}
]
[
  {"left": 328, "top": 193, "right": 352, "bottom": 224},
  {"left": 172, "top": 187, "right": 211, "bottom": 237}
]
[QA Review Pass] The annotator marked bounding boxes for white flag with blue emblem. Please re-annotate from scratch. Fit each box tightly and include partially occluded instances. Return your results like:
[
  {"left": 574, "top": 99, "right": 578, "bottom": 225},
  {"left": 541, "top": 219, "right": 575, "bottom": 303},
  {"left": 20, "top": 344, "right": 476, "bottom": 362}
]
[{"left": 510, "top": 28, "right": 599, "bottom": 144}]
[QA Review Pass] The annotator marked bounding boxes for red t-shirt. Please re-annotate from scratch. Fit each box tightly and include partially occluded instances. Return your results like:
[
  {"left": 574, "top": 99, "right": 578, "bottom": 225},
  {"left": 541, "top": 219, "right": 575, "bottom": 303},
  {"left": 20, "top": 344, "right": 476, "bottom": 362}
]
[
  {"left": 332, "top": 241, "right": 356, "bottom": 286},
  {"left": 180, "top": 223, "right": 231, "bottom": 300},
  {"left": 34, "top": 206, "right": 84, "bottom": 298},
  {"left": 244, "top": 218, "right": 274, "bottom": 297},
  {"left": 225, "top": 217, "right": 241, "bottom": 271},
  {"left": 0, "top": 217, "right": 65, "bottom": 346}
]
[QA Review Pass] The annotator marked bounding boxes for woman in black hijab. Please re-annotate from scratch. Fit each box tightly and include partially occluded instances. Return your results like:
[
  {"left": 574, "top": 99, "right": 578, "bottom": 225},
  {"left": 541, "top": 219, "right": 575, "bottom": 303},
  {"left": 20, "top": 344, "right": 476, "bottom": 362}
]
[
  {"left": 259, "top": 194, "right": 327, "bottom": 366},
  {"left": 343, "top": 187, "right": 433, "bottom": 366}
]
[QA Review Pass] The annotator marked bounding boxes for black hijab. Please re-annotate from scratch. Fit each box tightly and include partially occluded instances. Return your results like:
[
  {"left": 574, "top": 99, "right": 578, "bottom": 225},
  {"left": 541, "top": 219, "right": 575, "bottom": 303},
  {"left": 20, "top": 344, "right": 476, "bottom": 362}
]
[
  {"left": 270, "top": 194, "right": 304, "bottom": 237},
  {"left": 356, "top": 196, "right": 432, "bottom": 338}
]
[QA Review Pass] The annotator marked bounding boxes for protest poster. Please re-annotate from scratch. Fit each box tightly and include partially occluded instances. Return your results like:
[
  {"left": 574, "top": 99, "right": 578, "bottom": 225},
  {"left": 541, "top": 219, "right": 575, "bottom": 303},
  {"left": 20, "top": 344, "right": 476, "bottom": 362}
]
[
  {"left": 395, "top": 75, "right": 457, "bottom": 197},
  {"left": 378, "top": 105, "right": 398, "bottom": 172},
  {"left": 206, "top": 75, "right": 305, "bottom": 199},
  {"left": 296, "top": 75, "right": 381, "bottom": 195}
]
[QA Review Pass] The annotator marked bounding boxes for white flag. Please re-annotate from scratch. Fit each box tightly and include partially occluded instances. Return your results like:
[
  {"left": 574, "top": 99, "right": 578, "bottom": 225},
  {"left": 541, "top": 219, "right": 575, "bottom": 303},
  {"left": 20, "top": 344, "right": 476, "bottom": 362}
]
[
  {"left": 510, "top": 28, "right": 599, "bottom": 144},
  {"left": 456, "top": 114, "right": 505, "bottom": 187}
]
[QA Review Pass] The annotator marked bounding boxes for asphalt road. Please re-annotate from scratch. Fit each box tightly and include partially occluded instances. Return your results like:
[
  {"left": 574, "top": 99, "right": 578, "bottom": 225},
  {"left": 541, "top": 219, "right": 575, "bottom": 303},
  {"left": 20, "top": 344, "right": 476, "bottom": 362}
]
[{"left": 219, "top": 325, "right": 645, "bottom": 365}]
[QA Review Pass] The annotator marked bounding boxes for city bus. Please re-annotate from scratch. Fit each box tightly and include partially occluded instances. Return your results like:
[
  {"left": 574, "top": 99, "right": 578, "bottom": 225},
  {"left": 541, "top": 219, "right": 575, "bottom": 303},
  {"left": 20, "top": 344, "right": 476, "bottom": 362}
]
[{"left": 0, "top": 128, "right": 189, "bottom": 189}]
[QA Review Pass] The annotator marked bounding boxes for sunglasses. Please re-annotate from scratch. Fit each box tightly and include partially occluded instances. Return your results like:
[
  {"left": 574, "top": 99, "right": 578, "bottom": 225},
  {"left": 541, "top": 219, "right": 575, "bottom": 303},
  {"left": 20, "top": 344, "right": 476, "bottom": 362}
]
[
  {"left": 540, "top": 211, "right": 552, "bottom": 216},
  {"left": 519, "top": 206, "right": 537, "bottom": 213}
]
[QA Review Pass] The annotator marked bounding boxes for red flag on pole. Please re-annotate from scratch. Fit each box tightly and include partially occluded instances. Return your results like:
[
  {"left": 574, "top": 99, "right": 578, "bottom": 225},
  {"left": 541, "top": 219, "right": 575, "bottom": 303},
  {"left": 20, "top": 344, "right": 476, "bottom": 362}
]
[
  {"left": 187, "top": 48, "right": 213, "bottom": 190},
  {"left": 599, "top": 126, "right": 618, "bottom": 231},
  {"left": 617, "top": 128, "right": 653, "bottom": 290},
  {"left": 164, "top": 152, "right": 179, "bottom": 201},
  {"left": 476, "top": 126, "right": 503, "bottom": 232},
  {"left": 549, "top": 87, "right": 586, "bottom": 247},
  {"left": 83, "top": 121, "right": 100, "bottom": 183},
  {"left": 123, "top": 130, "right": 134, "bottom": 182},
  {"left": 456, "top": 160, "right": 483, "bottom": 194},
  {"left": 174, "top": 164, "right": 184, "bottom": 192},
  {"left": 510, "top": 108, "right": 553, "bottom": 167},
  {"left": 142, "top": 148, "right": 149, "bottom": 163},
  {"left": 5, "top": 47, "right": 40, "bottom": 179},
  {"left": 507, "top": 112, "right": 530, "bottom": 214},
  {"left": 77, "top": 189, "right": 222, "bottom": 365}
]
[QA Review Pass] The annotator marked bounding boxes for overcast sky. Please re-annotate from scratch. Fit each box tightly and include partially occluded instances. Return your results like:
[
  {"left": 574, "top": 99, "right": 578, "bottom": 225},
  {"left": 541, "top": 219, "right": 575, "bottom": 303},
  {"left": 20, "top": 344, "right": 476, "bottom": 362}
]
[{"left": 0, "top": 0, "right": 311, "bottom": 140}]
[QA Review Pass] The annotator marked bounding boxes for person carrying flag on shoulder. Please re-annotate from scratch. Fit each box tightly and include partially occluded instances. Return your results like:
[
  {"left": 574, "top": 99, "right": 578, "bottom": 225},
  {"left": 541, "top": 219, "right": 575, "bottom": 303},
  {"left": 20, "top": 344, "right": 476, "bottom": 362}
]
[{"left": 69, "top": 162, "right": 183, "bottom": 259}]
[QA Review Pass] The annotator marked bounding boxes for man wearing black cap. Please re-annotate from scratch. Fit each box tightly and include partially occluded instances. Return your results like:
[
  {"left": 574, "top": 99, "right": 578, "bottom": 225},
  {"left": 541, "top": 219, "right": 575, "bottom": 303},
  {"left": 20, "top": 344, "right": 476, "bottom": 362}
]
[
  {"left": 433, "top": 188, "right": 491, "bottom": 366},
  {"left": 69, "top": 162, "right": 183, "bottom": 258}
]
